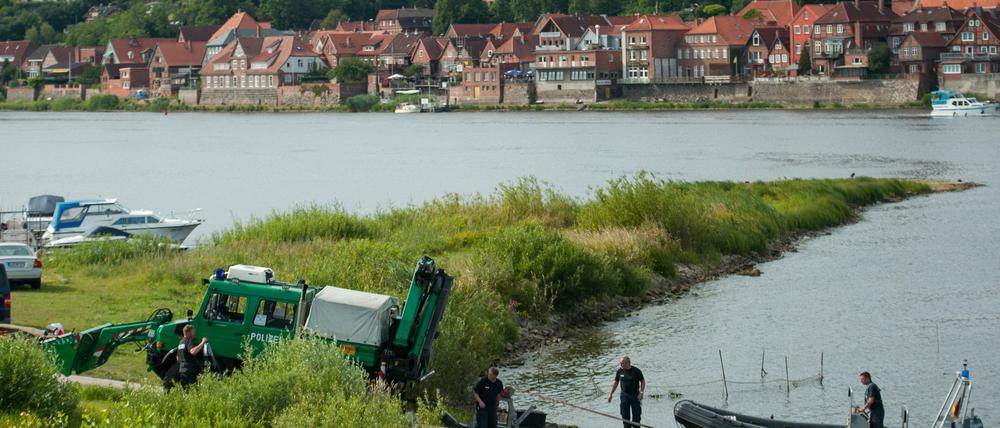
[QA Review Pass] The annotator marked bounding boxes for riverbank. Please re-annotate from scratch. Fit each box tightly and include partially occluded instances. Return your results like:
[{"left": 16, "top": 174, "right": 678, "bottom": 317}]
[
  {"left": 10, "top": 176, "right": 959, "bottom": 410},
  {"left": 0, "top": 96, "right": 931, "bottom": 113}
]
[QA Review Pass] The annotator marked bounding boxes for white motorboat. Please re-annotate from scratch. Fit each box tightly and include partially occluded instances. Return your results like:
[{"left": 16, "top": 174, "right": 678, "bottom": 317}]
[
  {"left": 930, "top": 90, "right": 1000, "bottom": 117},
  {"left": 394, "top": 103, "right": 421, "bottom": 113},
  {"left": 42, "top": 199, "right": 203, "bottom": 244}
]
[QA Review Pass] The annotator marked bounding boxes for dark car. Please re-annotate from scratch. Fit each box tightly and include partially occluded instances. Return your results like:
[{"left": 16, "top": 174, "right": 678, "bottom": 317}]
[{"left": 1, "top": 265, "right": 10, "bottom": 324}]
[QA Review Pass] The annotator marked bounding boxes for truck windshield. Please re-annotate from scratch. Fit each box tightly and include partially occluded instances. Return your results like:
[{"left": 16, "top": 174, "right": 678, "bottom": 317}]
[
  {"left": 204, "top": 292, "right": 247, "bottom": 324},
  {"left": 253, "top": 300, "right": 296, "bottom": 330}
]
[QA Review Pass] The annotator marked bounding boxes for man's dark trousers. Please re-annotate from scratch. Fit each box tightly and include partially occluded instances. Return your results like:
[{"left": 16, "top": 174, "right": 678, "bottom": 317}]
[
  {"left": 620, "top": 392, "right": 641, "bottom": 428},
  {"left": 476, "top": 405, "right": 498, "bottom": 428}
]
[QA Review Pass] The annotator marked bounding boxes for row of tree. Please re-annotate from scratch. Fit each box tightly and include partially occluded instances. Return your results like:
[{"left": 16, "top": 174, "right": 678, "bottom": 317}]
[{"left": 2, "top": 0, "right": 765, "bottom": 48}]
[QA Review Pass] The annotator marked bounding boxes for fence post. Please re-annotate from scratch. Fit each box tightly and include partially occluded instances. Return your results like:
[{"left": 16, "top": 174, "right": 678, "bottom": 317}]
[
  {"left": 719, "top": 350, "right": 729, "bottom": 400},
  {"left": 820, "top": 352, "right": 824, "bottom": 385},
  {"left": 785, "top": 356, "right": 790, "bottom": 394}
]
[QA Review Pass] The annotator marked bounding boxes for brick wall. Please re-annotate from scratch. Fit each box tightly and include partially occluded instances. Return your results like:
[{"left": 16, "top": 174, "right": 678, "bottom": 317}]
[
  {"left": 40, "top": 84, "right": 86, "bottom": 101},
  {"left": 5, "top": 87, "right": 38, "bottom": 101},
  {"left": 622, "top": 82, "right": 751, "bottom": 102},
  {"left": 536, "top": 80, "right": 596, "bottom": 104},
  {"left": 178, "top": 89, "right": 199, "bottom": 105},
  {"left": 503, "top": 82, "right": 535, "bottom": 105},
  {"left": 940, "top": 74, "right": 1000, "bottom": 99}
]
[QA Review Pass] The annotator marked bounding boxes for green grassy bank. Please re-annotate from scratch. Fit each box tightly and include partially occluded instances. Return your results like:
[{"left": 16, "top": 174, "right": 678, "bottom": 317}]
[{"left": 8, "top": 175, "right": 932, "bottom": 424}]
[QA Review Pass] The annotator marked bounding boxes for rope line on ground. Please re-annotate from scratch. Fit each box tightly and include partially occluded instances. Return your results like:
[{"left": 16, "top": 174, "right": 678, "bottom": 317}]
[{"left": 521, "top": 390, "right": 657, "bottom": 428}]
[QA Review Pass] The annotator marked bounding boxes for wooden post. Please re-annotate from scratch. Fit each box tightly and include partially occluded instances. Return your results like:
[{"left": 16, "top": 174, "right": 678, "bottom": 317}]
[
  {"left": 820, "top": 352, "right": 824, "bottom": 384},
  {"left": 785, "top": 356, "right": 790, "bottom": 394},
  {"left": 719, "top": 350, "right": 729, "bottom": 399},
  {"left": 761, "top": 349, "right": 767, "bottom": 380}
]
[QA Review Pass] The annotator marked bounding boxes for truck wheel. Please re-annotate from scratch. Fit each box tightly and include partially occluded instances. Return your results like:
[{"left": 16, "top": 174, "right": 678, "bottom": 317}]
[
  {"left": 162, "top": 362, "right": 180, "bottom": 390},
  {"left": 30, "top": 279, "right": 41, "bottom": 290}
]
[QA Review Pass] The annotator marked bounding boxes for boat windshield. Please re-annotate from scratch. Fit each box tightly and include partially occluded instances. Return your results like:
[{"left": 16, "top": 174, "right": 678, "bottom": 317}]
[
  {"left": 59, "top": 207, "right": 87, "bottom": 223},
  {"left": 88, "top": 203, "right": 128, "bottom": 216}
]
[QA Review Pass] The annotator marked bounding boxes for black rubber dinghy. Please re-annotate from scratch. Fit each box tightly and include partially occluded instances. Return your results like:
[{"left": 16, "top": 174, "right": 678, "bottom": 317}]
[{"left": 674, "top": 400, "right": 843, "bottom": 428}]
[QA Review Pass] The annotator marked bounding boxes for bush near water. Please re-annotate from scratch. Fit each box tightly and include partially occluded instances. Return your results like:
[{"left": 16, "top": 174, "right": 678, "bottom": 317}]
[{"left": 7, "top": 174, "right": 929, "bottom": 424}]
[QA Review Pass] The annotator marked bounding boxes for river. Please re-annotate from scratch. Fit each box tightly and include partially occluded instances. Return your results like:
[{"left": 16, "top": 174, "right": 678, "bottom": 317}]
[{"left": 0, "top": 110, "right": 996, "bottom": 426}]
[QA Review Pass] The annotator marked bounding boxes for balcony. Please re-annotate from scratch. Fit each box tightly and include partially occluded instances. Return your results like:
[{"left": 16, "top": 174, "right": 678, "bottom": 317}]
[
  {"left": 940, "top": 52, "right": 999, "bottom": 61},
  {"left": 621, "top": 77, "right": 704, "bottom": 84}
]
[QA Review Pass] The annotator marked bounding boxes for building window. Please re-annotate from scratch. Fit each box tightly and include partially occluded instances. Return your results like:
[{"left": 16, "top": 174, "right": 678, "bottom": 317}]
[
  {"left": 903, "top": 23, "right": 914, "bottom": 32},
  {"left": 804, "top": 25, "right": 810, "bottom": 34},
  {"left": 804, "top": 12, "right": 809, "bottom": 20},
  {"left": 815, "top": 41, "right": 822, "bottom": 53},
  {"left": 935, "top": 22, "right": 946, "bottom": 32},
  {"left": 640, "top": 36, "right": 647, "bottom": 44},
  {"left": 629, "top": 36, "right": 635, "bottom": 45},
  {"left": 123, "top": 81, "right": 130, "bottom": 89},
  {"left": 984, "top": 32, "right": 990, "bottom": 40},
  {"left": 794, "top": 25, "right": 801, "bottom": 34},
  {"left": 640, "top": 50, "right": 647, "bottom": 60},
  {"left": 713, "top": 48, "right": 719, "bottom": 59},
  {"left": 852, "top": 57, "right": 861, "bottom": 64},
  {"left": 639, "top": 67, "right": 648, "bottom": 78},
  {"left": 909, "top": 64, "right": 919, "bottom": 73},
  {"left": 814, "top": 25, "right": 820, "bottom": 34},
  {"left": 826, "top": 25, "right": 833, "bottom": 34},
  {"left": 796, "top": 43, "right": 802, "bottom": 54},
  {"left": 942, "top": 63, "right": 961, "bottom": 74},
  {"left": 962, "top": 32, "right": 974, "bottom": 41},
  {"left": 975, "top": 63, "right": 986, "bottom": 73},
  {"left": 920, "top": 23, "right": 928, "bottom": 31},
  {"left": 722, "top": 48, "right": 727, "bottom": 58},
  {"left": 991, "top": 46, "right": 997, "bottom": 54},
  {"left": 836, "top": 24, "right": 844, "bottom": 34},
  {"left": 752, "top": 34, "right": 760, "bottom": 46},
  {"left": 782, "top": 54, "right": 788, "bottom": 63}
]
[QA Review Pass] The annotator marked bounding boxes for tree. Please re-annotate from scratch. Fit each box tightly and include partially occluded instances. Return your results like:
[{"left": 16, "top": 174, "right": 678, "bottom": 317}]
[
  {"left": 867, "top": 45, "right": 892, "bottom": 74},
  {"left": 432, "top": 0, "right": 489, "bottom": 35},
  {"left": 404, "top": 63, "right": 426, "bottom": 78},
  {"left": 742, "top": 8, "right": 764, "bottom": 21},
  {"left": 25, "top": 22, "right": 61, "bottom": 45},
  {"left": 319, "top": 9, "right": 350, "bottom": 29},
  {"left": 71, "top": 63, "right": 102, "bottom": 86},
  {"left": 489, "top": 0, "right": 515, "bottom": 22},
  {"left": 702, "top": 4, "right": 727, "bottom": 16},
  {"left": 797, "top": 48, "right": 811, "bottom": 75},
  {"left": 328, "top": 57, "right": 374, "bottom": 83}
]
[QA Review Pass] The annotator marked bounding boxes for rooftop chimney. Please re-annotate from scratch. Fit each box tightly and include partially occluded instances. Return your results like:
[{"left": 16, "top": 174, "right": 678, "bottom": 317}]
[{"left": 854, "top": 20, "right": 863, "bottom": 49}]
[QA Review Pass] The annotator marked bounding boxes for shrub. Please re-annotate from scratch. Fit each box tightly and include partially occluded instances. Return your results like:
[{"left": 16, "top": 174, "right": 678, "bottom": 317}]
[
  {"left": 0, "top": 336, "right": 79, "bottom": 418},
  {"left": 345, "top": 94, "right": 379, "bottom": 112},
  {"left": 47, "top": 236, "right": 179, "bottom": 270},
  {"left": 50, "top": 97, "right": 83, "bottom": 111},
  {"left": 99, "top": 337, "right": 436, "bottom": 427},
  {"left": 84, "top": 94, "right": 119, "bottom": 111}
]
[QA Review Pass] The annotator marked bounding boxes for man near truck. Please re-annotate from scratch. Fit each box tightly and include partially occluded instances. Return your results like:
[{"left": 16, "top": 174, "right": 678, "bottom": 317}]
[
  {"left": 177, "top": 324, "right": 208, "bottom": 387},
  {"left": 608, "top": 355, "right": 645, "bottom": 428},
  {"left": 474, "top": 367, "right": 506, "bottom": 428}
]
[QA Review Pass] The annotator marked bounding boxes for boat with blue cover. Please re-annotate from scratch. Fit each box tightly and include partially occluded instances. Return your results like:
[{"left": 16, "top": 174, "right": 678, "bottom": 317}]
[{"left": 930, "top": 90, "right": 999, "bottom": 117}]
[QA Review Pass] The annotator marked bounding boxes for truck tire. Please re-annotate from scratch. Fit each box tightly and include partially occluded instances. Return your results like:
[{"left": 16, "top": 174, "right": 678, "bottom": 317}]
[
  {"left": 162, "top": 362, "right": 180, "bottom": 390},
  {"left": 30, "top": 279, "right": 41, "bottom": 290}
]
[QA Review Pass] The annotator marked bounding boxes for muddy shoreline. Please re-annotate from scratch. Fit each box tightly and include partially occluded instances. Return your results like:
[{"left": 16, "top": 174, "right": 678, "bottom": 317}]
[{"left": 501, "top": 181, "right": 979, "bottom": 364}]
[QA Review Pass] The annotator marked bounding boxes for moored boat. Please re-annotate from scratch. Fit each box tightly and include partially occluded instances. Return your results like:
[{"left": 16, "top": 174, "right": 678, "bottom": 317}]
[
  {"left": 930, "top": 90, "right": 1000, "bottom": 117},
  {"left": 41, "top": 199, "right": 202, "bottom": 245}
]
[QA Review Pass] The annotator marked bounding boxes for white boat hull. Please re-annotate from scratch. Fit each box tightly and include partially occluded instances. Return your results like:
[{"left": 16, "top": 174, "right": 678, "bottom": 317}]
[
  {"left": 45, "top": 222, "right": 201, "bottom": 244},
  {"left": 931, "top": 103, "right": 1000, "bottom": 117}
]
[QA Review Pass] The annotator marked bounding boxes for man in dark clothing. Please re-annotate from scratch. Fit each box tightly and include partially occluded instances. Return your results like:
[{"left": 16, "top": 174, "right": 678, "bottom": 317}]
[
  {"left": 856, "top": 371, "right": 884, "bottom": 428},
  {"left": 474, "top": 367, "right": 506, "bottom": 428},
  {"left": 608, "top": 355, "right": 645, "bottom": 428},
  {"left": 177, "top": 324, "right": 208, "bottom": 388}
]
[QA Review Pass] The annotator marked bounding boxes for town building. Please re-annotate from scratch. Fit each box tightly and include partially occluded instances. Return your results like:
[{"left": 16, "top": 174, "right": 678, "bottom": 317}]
[
  {"left": 682, "top": 16, "right": 758, "bottom": 79},
  {"left": 899, "top": 31, "right": 948, "bottom": 90},
  {"left": 104, "top": 38, "right": 172, "bottom": 65},
  {"left": 809, "top": 0, "right": 896, "bottom": 77},
  {"left": 939, "top": 8, "right": 1000, "bottom": 78},
  {"left": 200, "top": 36, "right": 323, "bottom": 104},
  {"left": 374, "top": 8, "right": 435, "bottom": 34},
  {"left": 101, "top": 63, "right": 149, "bottom": 98},
  {"left": 745, "top": 27, "right": 791, "bottom": 77},
  {"left": 788, "top": 4, "right": 835, "bottom": 70},
  {"left": 26, "top": 45, "right": 104, "bottom": 80},
  {"left": 619, "top": 15, "right": 691, "bottom": 83},
  {"left": 0, "top": 40, "right": 32, "bottom": 69},
  {"left": 85, "top": 4, "right": 121, "bottom": 22},
  {"left": 148, "top": 41, "right": 208, "bottom": 96},
  {"left": 889, "top": 7, "right": 964, "bottom": 54},
  {"left": 203, "top": 11, "right": 290, "bottom": 64}
]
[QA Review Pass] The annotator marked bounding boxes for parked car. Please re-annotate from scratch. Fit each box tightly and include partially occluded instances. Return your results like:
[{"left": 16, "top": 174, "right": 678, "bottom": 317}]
[
  {"left": 0, "top": 243, "right": 42, "bottom": 289},
  {"left": 1, "top": 265, "right": 10, "bottom": 324}
]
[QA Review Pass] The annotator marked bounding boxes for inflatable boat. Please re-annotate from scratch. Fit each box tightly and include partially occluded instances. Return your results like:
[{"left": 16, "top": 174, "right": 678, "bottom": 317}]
[{"left": 673, "top": 400, "right": 860, "bottom": 428}]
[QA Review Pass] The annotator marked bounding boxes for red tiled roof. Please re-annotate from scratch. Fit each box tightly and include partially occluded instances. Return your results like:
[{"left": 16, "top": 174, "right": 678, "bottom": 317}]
[
  {"left": 495, "top": 34, "right": 537, "bottom": 62},
  {"left": 0, "top": 40, "right": 32, "bottom": 65},
  {"left": 532, "top": 14, "right": 611, "bottom": 38},
  {"left": 210, "top": 11, "right": 261, "bottom": 42},
  {"left": 621, "top": 15, "right": 688, "bottom": 31},
  {"left": 108, "top": 38, "right": 172, "bottom": 64},
  {"left": 376, "top": 7, "right": 435, "bottom": 21},
  {"left": 906, "top": 30, "right": 949, "bottom": 46},
  {"left": 894, "top": 6, "right": 963, "bottom": 22},
  {"left": 914, "top": 0, "right": 1000, "bottom": 11},
  {"left": 448, "top": 23, "right": 498, "bottom": 37},
  {"left": 335, "top": 21, "right": 375, "bottom": 32},
  {"left": 202, "top": 36, "right": 317, "bottom": 75},
  {"left": 751, "top": 26, "right": 790, "bottom": 48},
  {"left": 815, "top": 1, "right": 896, "bottom": 24},
  {"left": 179, "top": 26, "right": 221, "bottom": 42},
  {"left": 490, "top": 22, "right": 534, "bottom": 38},
  {"left": 738, "top": 0, "right": 801, "bottom": 27},
  {"left": 156, "top": 41, "right": 207, "bottom": 66},
  {"left": 415, "top": 37, "right": 445, "bottom": 60},
  {"left": 608, "top": 16, "right": 640, "bottom": 26},
  {"left": 687, "top": 16, "right": 758, "bottom": 45},
  {"left": 793, "top": 4, "right": 836, "bottom": 23}
]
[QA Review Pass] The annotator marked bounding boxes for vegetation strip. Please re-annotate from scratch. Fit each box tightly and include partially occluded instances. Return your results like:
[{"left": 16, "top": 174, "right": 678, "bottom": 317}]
[{"left": 5, "top": 175, "right": 972, "bottom": 427}]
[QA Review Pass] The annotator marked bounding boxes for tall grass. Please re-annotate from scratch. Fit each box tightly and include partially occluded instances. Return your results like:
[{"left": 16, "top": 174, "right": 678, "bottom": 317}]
[{"left": 26, "top": 175, "right": 931, "bottom": 408}]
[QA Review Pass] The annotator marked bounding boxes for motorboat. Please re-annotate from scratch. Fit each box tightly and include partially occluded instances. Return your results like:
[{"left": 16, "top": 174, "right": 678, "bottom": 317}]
[
  {"left": 930, "top": 90, "right": 1000, "bottom": 117},
  {"left": 394, "top": 102, "right": 421, "bottom": 113},
  {"left": 674, "top": 361, "right": 984, "bottom": 428},
  {"left": 41, "top": 199, "right": 202, "bottom": 244}
]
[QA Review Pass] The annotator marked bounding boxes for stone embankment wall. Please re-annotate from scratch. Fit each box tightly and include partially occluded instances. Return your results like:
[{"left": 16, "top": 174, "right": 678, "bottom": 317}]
[
  {"left": 940, "top": 74, "right": 1000, "bottom": 99},
  {"left": 503, "top": 82, "right": 535, "bottom": 105},
  {"left": 178, "top": 89, "right": 199, "bottom": 105},
  {"left": 200, "top": 89, "right": 278, "bottom": 105},
  {"left": 40, "top": 85, "right": 87, "bottom": 101},
  {"left": 278, "top": 85, "right": 341, "bottom": 106},
  {"left": 536, "top": 80, "right": 595, "bottom": 104},
  {"left": 622, "top": 79, "right": 921, "bottom": 104},
  {"left": 751, "top": 79, "right": 920, "bottom": 104},
  {"left": 5, "top": 87, "right": 38, "bottom": 101}
]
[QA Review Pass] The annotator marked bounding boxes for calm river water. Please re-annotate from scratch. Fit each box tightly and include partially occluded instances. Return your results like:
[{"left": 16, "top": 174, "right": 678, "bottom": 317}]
[{"left": 1, "top": 110, "right": 996, "bottom": 427}]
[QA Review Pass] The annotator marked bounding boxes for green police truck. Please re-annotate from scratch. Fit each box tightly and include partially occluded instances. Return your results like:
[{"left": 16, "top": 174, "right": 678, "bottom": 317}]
[{"left": 42, "top": 256, "right": 453, "bottom": 389}]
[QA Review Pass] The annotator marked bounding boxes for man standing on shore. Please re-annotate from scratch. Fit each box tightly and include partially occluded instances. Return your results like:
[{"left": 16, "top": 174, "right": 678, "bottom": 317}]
[
  {"left": 608, "top": 355, "right": 645, "bottom": 428},
  {"left": 474, "top": 367, "right": 505, "bottom": 428},
  {"left": 177, "top": 324, "right": 208, "bottom": 388},
  {"left": 855, "top": 371, "right": 884, "bottom": 428}
]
